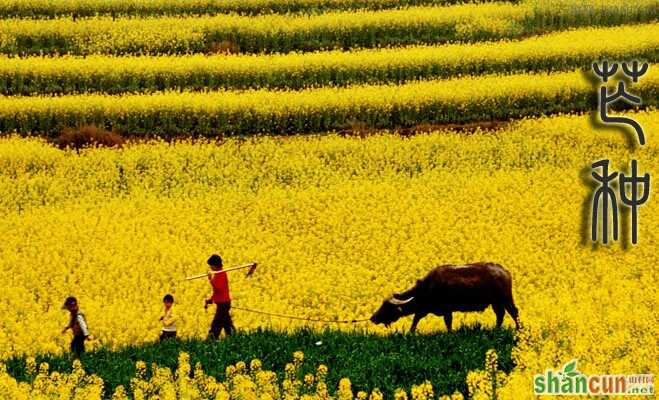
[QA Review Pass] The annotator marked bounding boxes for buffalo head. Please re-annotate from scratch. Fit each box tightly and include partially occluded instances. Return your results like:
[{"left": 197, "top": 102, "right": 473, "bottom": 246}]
[{"left": 369, "top": 295, "right": 414, "bottom": 327}]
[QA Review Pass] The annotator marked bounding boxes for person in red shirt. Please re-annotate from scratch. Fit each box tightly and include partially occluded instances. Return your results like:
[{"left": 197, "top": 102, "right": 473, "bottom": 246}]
[{"left": 205, "top": 254, "right": 235, "bottom": 339}]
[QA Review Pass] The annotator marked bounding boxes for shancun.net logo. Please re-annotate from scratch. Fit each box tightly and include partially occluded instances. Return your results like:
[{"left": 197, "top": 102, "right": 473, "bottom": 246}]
[{"left": 534, "top": 360, "right": 654, "bottom": 396}]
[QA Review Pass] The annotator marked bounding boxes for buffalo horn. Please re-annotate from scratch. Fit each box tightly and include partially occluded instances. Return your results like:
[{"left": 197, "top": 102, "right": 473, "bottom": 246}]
[{"left": 388, "top": 296, "right": 414, "bottom": 305}]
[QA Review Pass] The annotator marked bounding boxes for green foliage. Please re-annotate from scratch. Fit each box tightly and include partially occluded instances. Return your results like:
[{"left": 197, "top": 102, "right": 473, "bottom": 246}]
[{"left": 5, "top": 326, "right": 515, "bottom": 398}]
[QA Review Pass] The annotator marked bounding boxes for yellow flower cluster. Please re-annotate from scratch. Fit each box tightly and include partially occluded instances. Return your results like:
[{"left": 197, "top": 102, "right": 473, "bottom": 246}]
[
  {"left": 0, "top": 110, "right": 657, "bottom": 398},
  {"left": 0, "top": 0, "right": 654, "bottom": 55},
  {"left": 0, "top": 351, "right": 399, "bottom": 400},
  {"left": 466, "top": 350, "right": 507, "bottom": 400},
  {"left": 410, "top": 381, "right": 434, "bottom": 400},
  {"left": 437, "top": 392, "right": 464, "bottom": 400},
  {"left": 0, "top": 359, "right": 104, "bottom": 399},
  {"left": 1, "top": 68, "right": 656, "bottom": 136},
  {"left": 1, "top": 23, "right": 656, "bottom": 94}
]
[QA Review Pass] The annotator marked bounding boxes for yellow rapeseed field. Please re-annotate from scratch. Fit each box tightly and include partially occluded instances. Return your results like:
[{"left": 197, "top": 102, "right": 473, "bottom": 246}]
[
  {"left": 1, "top": 68, "right": 657, "bottom": 136},
  {"left": 1, "top": 0, "right": 656, "bottom": 395},
  {"left": 0, "top": 0, "right": 652, "bottom": 18},
  {"left": 1, "top": 23, "right": 656, "bottom": 94},
  {"left": 0, "top": 110, "right": 657, "bottom": 398},
  {"left": 0, "top": 0, "right": 458, "bottom": 17},
  {"left": 0, "top": 0, "right": 654, "bottom": 55}
]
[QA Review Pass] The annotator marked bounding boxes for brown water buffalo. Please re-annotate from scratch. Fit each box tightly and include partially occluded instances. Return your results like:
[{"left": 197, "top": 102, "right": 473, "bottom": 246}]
[{"left": 370, "top": 262, "right": 520, "bottom": 332}]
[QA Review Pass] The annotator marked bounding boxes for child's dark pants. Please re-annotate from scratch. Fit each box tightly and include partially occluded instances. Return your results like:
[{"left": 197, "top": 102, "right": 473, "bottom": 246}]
[
  {"left": 160, "top": 331, "right": 177, "bottom": 341},
  {"left": 209, "top": 301, "right": 234, "bottom": 339},
  {"left": 71, "top": 334, "right": 85, "bottom": 356}
]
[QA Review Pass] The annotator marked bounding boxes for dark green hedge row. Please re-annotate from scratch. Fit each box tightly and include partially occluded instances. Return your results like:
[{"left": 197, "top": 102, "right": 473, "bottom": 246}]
[{"left": 4, "top": 327, "right": 516, "bottom": 398}]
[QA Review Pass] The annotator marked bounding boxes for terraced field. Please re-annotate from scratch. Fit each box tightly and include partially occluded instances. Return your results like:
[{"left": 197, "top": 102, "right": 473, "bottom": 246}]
[
  {"left": 2, "top": 24, "right": 658, "bottom": 95},
  {"left": 0, "top": 0, "right": 657, "bottom": 398}
]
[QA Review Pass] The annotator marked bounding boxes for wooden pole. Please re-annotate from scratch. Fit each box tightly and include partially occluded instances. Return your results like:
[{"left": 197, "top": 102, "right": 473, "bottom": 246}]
[{"left": 185, "top": 262, "right": 258, "bottom": 281}]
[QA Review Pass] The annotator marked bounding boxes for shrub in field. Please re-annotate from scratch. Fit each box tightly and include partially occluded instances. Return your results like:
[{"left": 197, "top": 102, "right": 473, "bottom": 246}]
[
  {"left": 205, "top": 40, "right": 241, "bottom": 55},
  {"left": 54, "top": 125, "right": 125, "bottom": 151}
]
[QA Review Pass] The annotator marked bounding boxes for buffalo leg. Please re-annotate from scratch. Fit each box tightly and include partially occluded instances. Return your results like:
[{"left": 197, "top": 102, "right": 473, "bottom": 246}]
[
  {"left": 504, "top": 302, "right": 520, "bottom": 329},
  {"left": 410, "top": 312, "right": 427, "bottom": 333},
  {"left": 493, "top": 304, "right": 505, "bottom": 327},
  {"left": 443, "top": 313, "right": 453, "bottom": 332}
]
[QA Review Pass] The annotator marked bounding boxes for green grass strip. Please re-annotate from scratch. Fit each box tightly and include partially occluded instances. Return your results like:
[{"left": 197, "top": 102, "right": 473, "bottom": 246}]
[{"left": 4, "top": 327, "right": 515, "bottom": 398}]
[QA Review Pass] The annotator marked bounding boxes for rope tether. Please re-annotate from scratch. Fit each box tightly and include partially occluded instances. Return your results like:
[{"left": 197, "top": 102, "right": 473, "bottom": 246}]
[{"left": 232, "top": 306, "right": 370, "bottom": 324}]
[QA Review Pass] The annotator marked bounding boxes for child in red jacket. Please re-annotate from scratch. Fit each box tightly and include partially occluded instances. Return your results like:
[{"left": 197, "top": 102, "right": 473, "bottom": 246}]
[{"left": 205, "top": 254, "right": 234, "bottom": 339}]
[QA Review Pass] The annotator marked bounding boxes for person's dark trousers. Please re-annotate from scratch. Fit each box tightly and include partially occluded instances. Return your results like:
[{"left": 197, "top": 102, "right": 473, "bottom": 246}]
[
  {"left": 209, "top": 301, "right": 234, "bottom": 339},
  {"left": 160, "top": 331, "right": 177, "bottom": 341},
  {"left": 71, "top": 334, "right": 85, "bottom": 356}
]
